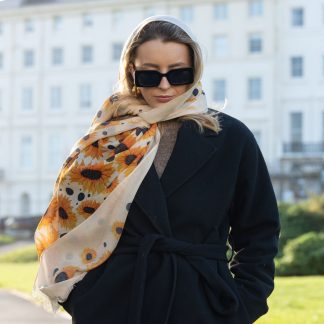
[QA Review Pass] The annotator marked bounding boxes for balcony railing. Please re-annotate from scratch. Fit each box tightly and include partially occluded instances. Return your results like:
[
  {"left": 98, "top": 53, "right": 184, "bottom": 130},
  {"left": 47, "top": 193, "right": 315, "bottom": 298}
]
[{"left": 283, "top": 142, "right": 324, "bottom": 154}]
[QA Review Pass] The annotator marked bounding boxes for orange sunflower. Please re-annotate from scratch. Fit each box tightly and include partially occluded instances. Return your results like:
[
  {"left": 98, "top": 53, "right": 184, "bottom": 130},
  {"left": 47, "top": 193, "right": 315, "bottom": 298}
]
[
  {"left": 87, "top": 249, "right": 112, "bottom": 269},
  {"left": 68, "top": 161, "right": 113, "bottom": 194},
  {"left": 81, "top": 248, "right": 97, "bottom": 264},
  {"left": 106, "top": 178, "right": 119, "bottom": 193},
  {"left": 140, "top": 123, "right": 157, "bottom": 141},
  {"left": 57, "top": 195, "right": 77, "bottom": 230},
  {"left": 115, "top": 147, "right": 147, "bottom": 177},
  {"left": 77, "top": 200, "right": 101, "bottom": 219},
  {"left": 83, "top": 137, "right": 105, "bottom": 159},
  {"left": 112, "top": 221, "right": 124, "bottom": 239},
  {"left": 54, "top": 265, "right": 81, "bottom": 283},
  {"left": 35, "top": 226, "right": 59, "bottom": 257},
  {"left": 37, "top": 197, "right": 57, "bottom": 228}
]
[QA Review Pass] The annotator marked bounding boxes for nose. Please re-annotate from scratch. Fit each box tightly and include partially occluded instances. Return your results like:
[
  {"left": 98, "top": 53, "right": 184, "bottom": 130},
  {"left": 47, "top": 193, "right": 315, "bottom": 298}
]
[{"left": 158, "top": 76, "right": 171, "bottom": 89}]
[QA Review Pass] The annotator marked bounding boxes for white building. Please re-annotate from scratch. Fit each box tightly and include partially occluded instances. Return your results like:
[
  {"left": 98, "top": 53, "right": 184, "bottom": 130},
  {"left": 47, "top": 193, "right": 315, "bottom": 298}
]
[{"left": 0, "top": 0, "right": 324, "bottom": 218}]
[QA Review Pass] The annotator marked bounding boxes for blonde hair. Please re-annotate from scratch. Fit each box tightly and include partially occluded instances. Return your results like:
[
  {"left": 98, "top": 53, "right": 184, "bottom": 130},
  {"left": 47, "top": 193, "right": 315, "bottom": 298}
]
[{"left": 111, "top": 20, "right": 221, "bottom": 134}]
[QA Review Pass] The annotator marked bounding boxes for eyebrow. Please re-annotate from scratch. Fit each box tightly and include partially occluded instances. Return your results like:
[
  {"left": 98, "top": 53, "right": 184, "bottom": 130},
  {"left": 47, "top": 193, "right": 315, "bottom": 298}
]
[{"left": 139, "top": 62, "right": 188, "bottom": 68}]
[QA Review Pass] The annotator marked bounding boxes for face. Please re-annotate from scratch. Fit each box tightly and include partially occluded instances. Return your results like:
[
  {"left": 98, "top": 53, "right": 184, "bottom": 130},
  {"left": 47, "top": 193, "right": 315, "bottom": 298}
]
[{"left": 129, "top": 39, "right": 193, "bottom": 108}]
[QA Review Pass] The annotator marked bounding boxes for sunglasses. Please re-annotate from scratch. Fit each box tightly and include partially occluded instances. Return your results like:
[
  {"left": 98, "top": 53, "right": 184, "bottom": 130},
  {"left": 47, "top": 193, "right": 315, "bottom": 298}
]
[{"left": 134, "top": 67, "right": 194, "bottom": 87}]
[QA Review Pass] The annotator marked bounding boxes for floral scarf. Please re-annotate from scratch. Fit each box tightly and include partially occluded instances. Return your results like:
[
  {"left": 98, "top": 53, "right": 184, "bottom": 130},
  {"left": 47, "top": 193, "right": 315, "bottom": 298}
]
[{"left": 32, "top": 15, "right": 209, "bottom": 312}]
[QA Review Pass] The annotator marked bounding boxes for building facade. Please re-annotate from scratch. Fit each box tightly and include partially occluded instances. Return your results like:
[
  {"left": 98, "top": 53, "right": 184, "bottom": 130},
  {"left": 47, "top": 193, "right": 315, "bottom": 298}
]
[{"left": 0, "top": 0, "right": 324, "bottom": 218}]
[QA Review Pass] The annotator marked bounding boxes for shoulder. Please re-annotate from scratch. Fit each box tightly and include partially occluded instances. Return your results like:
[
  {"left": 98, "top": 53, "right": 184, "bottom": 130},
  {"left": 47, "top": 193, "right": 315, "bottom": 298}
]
[{"left": 205, "top": 108, "right": 255, "bottom": 144}]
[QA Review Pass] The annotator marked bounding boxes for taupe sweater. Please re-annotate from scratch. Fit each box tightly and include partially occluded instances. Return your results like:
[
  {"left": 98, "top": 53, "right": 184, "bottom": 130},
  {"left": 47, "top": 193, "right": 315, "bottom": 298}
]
[{"left": 153, "top": 119, "right": 181, "bottom": 178}]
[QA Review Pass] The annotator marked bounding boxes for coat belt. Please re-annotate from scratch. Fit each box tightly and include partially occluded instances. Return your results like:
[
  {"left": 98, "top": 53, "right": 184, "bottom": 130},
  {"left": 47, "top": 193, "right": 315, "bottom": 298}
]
[{"left": 114, "top": 233, "right": 238, "bottom": 324}]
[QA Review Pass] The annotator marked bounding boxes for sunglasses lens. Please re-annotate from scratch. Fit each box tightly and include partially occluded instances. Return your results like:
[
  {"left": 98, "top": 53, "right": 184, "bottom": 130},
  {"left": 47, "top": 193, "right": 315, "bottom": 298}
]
[
  {"left": 135, "top": 68, "right": 194, "bottom": 87},
  {"left": 135, "top": 70, "right": 161, "bottom": 87},
  {"left": 168, "top": 68, "right": 194, "bottom": 85}
]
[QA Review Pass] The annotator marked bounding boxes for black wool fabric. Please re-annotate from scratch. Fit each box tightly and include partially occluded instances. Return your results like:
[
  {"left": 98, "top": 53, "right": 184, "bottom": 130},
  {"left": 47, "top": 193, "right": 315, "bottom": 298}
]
[{"left": 59, "top": 111, "right": 280, "bottom": 324}]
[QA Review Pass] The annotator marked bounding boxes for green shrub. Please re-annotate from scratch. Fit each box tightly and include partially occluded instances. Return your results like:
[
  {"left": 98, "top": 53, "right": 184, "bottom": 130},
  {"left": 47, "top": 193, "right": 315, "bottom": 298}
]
[
  {"left": 276, "top": 231, "right": 324, "bottom": 276},
  {"left": 0, "top": 234, "right": 15, "bottom": 246},
  {"left": 278, "top": 201, "right": 324, "bottom": 257},
  {"left": 0, "top": 244, "right": 37, "bottom": 263}
]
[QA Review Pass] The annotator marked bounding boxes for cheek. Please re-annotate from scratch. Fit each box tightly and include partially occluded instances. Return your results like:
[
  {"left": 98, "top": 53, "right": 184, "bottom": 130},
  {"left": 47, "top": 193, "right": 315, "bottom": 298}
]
[
  {"left": 139, "top": 88, "right": 152, "bottom": 99},
  {"left": 175, "top": 85, "right": 190, "bottom": 95}
]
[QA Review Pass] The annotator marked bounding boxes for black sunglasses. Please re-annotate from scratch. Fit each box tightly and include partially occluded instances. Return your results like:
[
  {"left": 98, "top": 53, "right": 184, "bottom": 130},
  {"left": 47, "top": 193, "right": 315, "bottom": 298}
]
[{"left": 134, "top": 67, "right": 194, "bottom": 87}]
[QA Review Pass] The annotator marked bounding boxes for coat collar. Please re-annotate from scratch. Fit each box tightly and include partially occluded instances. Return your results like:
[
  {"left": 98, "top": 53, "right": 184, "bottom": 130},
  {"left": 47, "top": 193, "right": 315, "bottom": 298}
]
[{"left": 133, "top": 120, "right": 219, "bottom": 235}]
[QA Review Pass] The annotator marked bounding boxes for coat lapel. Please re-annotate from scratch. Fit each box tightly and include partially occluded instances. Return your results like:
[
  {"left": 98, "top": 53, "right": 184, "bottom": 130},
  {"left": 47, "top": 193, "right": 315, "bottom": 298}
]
[
  {"left": 160, "top": 120, "right": 218, "bottom": 198},
  {"left": 133, "top": 163, "right": 171, "bottom": 235},
  {"left": 133, "top": 120, "right": 219, "bottom": 234}
]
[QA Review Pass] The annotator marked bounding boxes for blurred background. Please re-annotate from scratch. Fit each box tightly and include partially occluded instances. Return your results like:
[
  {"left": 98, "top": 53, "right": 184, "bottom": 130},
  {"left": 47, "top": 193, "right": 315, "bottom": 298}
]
[{"left": 0, "top": 0, "right": 323, "bottom": 323}]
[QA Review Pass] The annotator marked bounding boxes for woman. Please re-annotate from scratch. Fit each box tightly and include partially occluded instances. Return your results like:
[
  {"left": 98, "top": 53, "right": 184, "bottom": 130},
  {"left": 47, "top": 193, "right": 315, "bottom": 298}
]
[{"left": 33, "top": 15, "right": 280, "bottom": 324}]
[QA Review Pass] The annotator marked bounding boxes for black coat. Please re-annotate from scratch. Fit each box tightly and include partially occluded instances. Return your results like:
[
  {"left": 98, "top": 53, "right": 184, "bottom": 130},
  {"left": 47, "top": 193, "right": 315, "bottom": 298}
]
[{"left": 60, "top": 111, "right": 280, "bottom": 324}]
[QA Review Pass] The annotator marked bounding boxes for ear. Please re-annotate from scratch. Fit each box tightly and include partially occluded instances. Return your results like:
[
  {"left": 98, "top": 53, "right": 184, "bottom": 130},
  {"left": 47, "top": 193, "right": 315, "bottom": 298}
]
[{"left": 128, "top": 63, "right": 135, "bottom": 81}]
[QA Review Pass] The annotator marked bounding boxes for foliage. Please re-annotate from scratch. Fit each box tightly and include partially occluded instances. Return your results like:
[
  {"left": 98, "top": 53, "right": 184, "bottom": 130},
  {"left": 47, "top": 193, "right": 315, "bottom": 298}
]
[
  {"left": 0, "top": 234, "right": 15, "bottom": 246},
  {"left": 276, "top": 232, "right": 324, "bottom": 276},
  {"left": 278, "top": 196, "right": 324, "bottom": 257},
  {"left": 0, "top": 244, "right": 37, "bottom": 263}
]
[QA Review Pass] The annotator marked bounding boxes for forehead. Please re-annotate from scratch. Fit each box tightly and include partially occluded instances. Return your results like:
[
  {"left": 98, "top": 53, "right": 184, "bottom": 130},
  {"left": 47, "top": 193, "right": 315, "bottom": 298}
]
[{"left": 134, "top": 39, "right": 191, "bottom": 66}]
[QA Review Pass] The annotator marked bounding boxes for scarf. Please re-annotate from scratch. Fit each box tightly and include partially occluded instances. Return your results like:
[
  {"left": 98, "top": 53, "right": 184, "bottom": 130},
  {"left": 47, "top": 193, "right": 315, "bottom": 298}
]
[{"left": 32, "top": 15, "right": 209, "bottom": 312}]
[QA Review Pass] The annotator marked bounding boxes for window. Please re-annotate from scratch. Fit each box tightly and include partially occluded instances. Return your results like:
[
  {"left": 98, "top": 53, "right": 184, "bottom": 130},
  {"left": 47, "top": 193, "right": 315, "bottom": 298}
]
[
  {"left": 80, "top": 84, "right": 92, "bottom": 109},
  {"left": 23, "top": 50, "right": 34, "bottom": 67},
  {"left": 51, "top": 47, "right": 63, "bottom": 65},
  {"left": 179, "top": 6, "right": 194, "bottom": 23},
  {"left": 82, "top": 45, "right": 93, "bottom": 64},
  {"left": 20, "top": 193, "right": 31, "bottom": 216},
  {"left": 0, "top": 52, "right": 3, "bottom": 69},
  {"left": 290, "top": 112, "right": 303, "bottom": 143},
  {"left": 213, "top": 35, "right": 229, "bottom": 57},
  {"left": 83, "top": 13, "right": 93, "bottom": 27},
  {"left": 112, "top": 43, "right": 123, "bottom": 61},
  {"left": 21, "top": 87, "right": 33, "bottom": 111},
  {"left": 249, "top": 33, "right": 263, "bottom": 53},
  {"left": 48, "top": 134, "right": 62, "bottom": 171},
  {"left": 50, "top": 86, "right": 62, "bottom": 110},
  {"left": 248, "top": 77, "right": 262, "bottom": 101},
  {"left": 24, "top": 19, "right": 34, "bottom": 32},
  {"left": 291, "top": 8, "right": 304, "bottom": 27},
  {"left": 291, "top": 56, "right": 303, "bottom": 78},
  {"left": 248, "top": 0, "right": 263, "bottom": 17},
  {"left": 53, "top": 16, "right": 63, "bottom": 30},
  {"left": 213, "top": 79, "right": 226, "bottom": 102},
  {"left": 214, "top": 3, "right": 228, "bottom": 20},
  {"left": 20, "top": 136, "right": 33, "bottom": 169},
  {"left": 112, "top": 10, "right": 123, "bottom": 26}
]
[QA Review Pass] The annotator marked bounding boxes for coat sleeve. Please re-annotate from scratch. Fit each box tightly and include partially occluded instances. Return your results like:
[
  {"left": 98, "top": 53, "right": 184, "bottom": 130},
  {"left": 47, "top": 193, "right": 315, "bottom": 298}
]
[{"left": 228, "top": 128, "right": 280, "bottom": 323}]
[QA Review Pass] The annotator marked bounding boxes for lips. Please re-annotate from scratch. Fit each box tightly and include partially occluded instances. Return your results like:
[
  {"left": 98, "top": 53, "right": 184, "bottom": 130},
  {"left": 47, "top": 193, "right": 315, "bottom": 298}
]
[{"left": 155, "top": 96, "right": 173, "bottom": 103}]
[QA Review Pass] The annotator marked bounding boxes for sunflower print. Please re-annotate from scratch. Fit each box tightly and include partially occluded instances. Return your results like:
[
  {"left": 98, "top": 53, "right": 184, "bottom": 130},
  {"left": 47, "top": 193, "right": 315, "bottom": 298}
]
[
  {"left": 38, "top": 197, "right": 57, "bottom": 228},
  {"left": 35, "top": 226, "right": 59, "bottom": 257},
  {"left": 68, "top": 161, "right": 114, "bottom": 194},
  {"left": 112, "top": 221, "right": 124, "bottom": 239},
  {"left": 115, "top": 147, "right": 147, "bottom": 177},
  {"left": 77, "top": 200, "right": 101, "bottom": 219},
  {"left": 86, "top": 249, "right": 112, "bottom": 270},
  {"left": 33, "top": 80, "right": 207, "bottom": 309},
  {"left": 54, "top": 265, "right": 81, "bottom": 283},
  {"left": 139, "top": 123, "right": 157, "bottom": 141},
  {"left": 81, "top": 248, "right": 97, "bottom": 264},
  {"left": 56, "top": 195, "right": 77, "bottom": 230},
  {"left": 83, "top": 139, "right": 105, "bottom": 159},
  {"left": 106, "top": 178, "right": 119, "bottom": 194}
]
